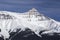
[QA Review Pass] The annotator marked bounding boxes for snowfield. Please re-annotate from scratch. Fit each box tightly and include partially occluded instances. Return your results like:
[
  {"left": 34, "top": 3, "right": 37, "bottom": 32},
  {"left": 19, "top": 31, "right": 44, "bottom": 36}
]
[{"left": 0, "top": 8, "right": 60, "bottom": 40}]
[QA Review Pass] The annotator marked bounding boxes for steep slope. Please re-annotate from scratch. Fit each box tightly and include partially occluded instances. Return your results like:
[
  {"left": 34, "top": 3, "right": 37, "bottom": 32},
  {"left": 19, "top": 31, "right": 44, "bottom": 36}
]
[{"left": 0, "top": 8, "right": 60, "bottom": 40}]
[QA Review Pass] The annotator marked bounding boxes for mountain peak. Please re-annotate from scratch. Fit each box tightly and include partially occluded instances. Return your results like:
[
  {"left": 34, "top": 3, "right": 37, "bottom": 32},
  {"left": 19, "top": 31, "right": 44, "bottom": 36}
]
[
  {"left": 30, "top": 8, "right": 38, "bottom": 12},
  {"left": 28, "top": 8, "right": 40, "bottom": 15}
]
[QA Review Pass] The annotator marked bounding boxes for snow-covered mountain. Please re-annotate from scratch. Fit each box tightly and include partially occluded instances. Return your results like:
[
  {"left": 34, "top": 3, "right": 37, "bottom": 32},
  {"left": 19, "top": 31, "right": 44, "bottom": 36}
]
[{"left": 0, "top": 8, "right": 60, "bottom": 40}]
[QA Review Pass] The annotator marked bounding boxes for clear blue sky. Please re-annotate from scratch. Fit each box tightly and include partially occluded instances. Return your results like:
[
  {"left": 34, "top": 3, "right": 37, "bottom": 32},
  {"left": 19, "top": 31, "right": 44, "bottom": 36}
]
[{"left": 0, "top": 0, "right": 60, "bottom": 21}]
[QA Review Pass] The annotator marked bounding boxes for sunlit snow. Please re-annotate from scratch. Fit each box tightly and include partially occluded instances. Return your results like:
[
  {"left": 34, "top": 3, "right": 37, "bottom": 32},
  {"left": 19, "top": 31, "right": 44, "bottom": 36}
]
[{"left": 0, "top": 8, "right": 60, "bottom": 40}]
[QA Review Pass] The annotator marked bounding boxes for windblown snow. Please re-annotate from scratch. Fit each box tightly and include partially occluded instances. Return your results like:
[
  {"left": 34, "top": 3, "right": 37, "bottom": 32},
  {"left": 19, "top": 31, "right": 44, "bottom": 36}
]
[{"left": 0, "top": 8, "right": 60, "bottom": 40}]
